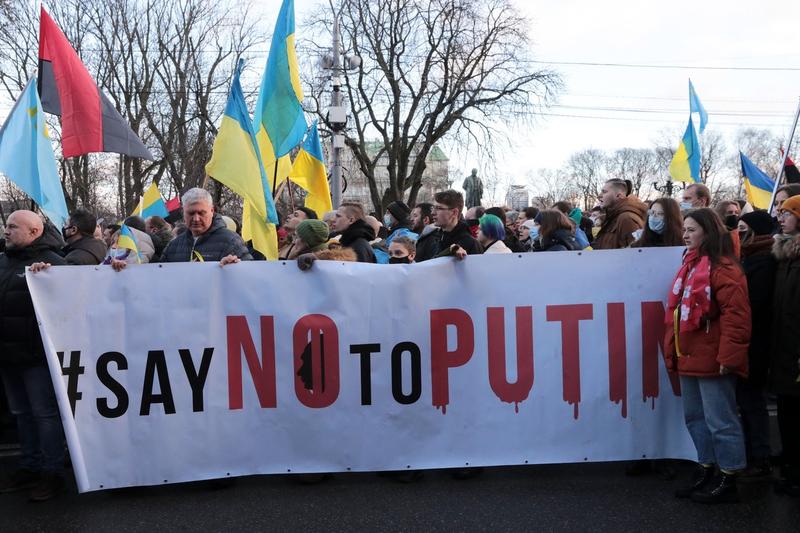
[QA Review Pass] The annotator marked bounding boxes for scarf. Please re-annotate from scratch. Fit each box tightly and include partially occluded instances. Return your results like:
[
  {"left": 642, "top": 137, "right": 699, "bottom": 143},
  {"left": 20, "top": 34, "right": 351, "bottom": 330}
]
[{"left": 666, "top": 248, "right": 712, "bottom": 334}]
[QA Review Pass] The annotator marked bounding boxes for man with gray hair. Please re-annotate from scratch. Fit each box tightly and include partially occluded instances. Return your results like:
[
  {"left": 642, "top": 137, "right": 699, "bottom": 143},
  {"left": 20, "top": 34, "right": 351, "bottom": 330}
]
[{"left": 159, "top": 187, "right": 252, "bottom": 264}]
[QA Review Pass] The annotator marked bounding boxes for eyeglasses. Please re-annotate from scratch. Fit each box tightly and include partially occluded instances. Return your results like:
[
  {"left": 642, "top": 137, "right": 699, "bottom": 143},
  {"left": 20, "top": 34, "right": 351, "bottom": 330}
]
[{"left": 777, "top": 210, "right": 794, "bottom": 219}]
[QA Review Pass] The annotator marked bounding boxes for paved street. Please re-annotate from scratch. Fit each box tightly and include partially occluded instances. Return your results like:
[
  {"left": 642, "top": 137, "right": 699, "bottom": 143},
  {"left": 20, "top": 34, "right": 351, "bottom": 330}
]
[{"left": 1, "top": 457, "right": 798, "bottom": 532}]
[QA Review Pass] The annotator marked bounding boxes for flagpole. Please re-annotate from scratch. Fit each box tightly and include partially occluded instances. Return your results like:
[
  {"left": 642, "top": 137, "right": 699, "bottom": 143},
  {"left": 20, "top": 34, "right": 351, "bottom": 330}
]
[{"left": 768, "top": 97, "right": 800, "bottom": 215}]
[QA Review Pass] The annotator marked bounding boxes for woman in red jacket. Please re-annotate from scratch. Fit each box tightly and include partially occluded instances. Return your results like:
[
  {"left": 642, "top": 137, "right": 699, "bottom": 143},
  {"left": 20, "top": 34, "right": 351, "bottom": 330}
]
[{"left": 664, "top": 208, "right": 751, "bottom": 504}]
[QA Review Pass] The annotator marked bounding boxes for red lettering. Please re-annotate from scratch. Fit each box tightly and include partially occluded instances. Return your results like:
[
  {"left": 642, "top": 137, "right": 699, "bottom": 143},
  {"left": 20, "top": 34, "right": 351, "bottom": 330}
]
[
  {"left": 227, "top": 316, "right": 276, "bottom": 410},
  {"left": 487, "top": 307, "right": 534, "bottom": 412},
  {"left": 430, "top": 309, "right": 474, "bottom": 414},
  {"left": 607, "top": 303, "right": 627, "bottom": 418},
  {"left": 293, "top": 314, "right": 340, "bottom": 408},
  {"left": 641, "top": 301, "right": 680, "bottom": 407},
  {"left": 546, "top": 304, "right": 593, "bottom": 419}
]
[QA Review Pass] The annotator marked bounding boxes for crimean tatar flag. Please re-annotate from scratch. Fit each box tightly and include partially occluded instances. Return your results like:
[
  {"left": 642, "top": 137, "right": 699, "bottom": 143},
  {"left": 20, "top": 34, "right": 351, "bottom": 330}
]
[
  {"left": 740, "top": 152, "right": 775, "bottom": 209},
  {"left": 136, "top": 181, "right": 169, "bottom": 219},
  {"left": 205, "top": 60, "right": 278, "bottom": 225},
  {"left": 669, "top": 117, "right": 702, "bottom": 184},
  {"left": 253, "top": 0, "right": 307, "bottom": 191},
  {"left": 0, "top": 77, "right": 68, "bottom": 227},
  {"left": 117, "top": 224, "right": 142, "bottom": 263},
  {"left": 289, "top": 121, "right": 332, "bottom": 217}
]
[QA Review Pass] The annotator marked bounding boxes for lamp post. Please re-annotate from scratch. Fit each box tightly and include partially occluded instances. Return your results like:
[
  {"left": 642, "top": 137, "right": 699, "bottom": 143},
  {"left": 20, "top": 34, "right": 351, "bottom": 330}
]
[
  {"left": 653, "top": 179, "right": 675, "bottom": 197},
  {"left": 320, "top": 13, "right": 360, "bottom": 209}
]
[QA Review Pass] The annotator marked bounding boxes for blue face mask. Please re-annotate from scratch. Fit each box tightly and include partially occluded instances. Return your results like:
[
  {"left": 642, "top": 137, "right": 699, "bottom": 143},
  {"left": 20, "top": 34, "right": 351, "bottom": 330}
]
[
  {"left": 529, "top": 226, "right": 539, "bottom": 240},
  {"left": 648, "top": 216, "right": 665, "bottom": 234},
  {"left": 383, "top": 214, "right": 393, "bottom": 227},
  {"left": 679, "top": 201, "right": 693, "bottom": 211}
]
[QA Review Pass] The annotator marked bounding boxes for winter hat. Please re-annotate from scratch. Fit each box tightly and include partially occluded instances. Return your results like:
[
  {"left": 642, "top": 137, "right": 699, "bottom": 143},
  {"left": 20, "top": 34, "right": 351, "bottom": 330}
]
[
  {"left": 479, "top": 214, "right": 505, "bottom": 241},
  {"left": 296, "top": 219, "right": 329, "bottom": 251},
  {"left": 521, "top": 220, "right": 536, "bottom": 231},
  {"left": 781, "top": 194, "right": 800, "bottom": 220},
  {"left": 386, "top": 201, "right": 411, "bottom": 223},
  {"left": 739, "top": 210, "right": 774, "bottom": 236},
  {"left": 567, "top": 207, "right": 583, "bottom": 227}
]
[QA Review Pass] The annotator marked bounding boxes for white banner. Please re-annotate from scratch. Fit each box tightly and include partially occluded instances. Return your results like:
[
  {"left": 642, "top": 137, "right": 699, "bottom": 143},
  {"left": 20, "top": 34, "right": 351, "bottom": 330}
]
[{"left": 28, "top": 247, "right": 694, "bottom": 492}]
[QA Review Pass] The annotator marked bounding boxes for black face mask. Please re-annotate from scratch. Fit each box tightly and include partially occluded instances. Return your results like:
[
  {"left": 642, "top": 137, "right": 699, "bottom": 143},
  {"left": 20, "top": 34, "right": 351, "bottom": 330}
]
[{"left": 389, "top": 256, "right": 411, "bottom": 264}]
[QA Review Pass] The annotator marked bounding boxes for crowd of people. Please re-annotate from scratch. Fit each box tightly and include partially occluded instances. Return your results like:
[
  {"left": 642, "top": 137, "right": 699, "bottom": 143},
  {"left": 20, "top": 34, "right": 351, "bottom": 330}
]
[{"left": 0, "top": 179, "right": 799, "bottom": 504}]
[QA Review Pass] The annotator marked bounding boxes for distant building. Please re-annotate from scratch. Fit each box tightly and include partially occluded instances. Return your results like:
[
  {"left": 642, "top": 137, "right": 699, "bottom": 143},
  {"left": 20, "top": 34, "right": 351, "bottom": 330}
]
[
  {"left": 505, "top": 185, "right": 529, "bottom": 211},
  {"left": 337, "top": 141, "right": 449, "bottom": 211}
]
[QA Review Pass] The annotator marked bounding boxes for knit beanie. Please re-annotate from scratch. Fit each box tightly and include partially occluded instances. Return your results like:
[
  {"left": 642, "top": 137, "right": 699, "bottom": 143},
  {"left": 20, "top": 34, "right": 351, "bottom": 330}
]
[
  {"left": 296, "top": 219, "right": 329, "bottom": 251},
  {"left": 386, "top": 201, "right": 411, "bottom": 223},
  {"left": 567, "top": 207, "right": 583, "bottom": 227},
  {"left": 781, "top": 194, "right": 800, "bottom": 220},
  {"left": 479, "top": 214, "right": 505, "bottom": 241},
  {"left": 739, "top": 210, "right": 774, "bottom": 236}
]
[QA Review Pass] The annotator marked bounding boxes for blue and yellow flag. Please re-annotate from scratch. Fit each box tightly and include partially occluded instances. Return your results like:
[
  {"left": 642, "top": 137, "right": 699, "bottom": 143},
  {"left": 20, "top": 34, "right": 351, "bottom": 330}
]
[
  {"left": 0, "top": 77, "right": 68, "bottom": 227},
  {"left": 254, "top": 0, "right": 307, "bottom": 186},
  {"left": 740, "top": 152, "right": 775, "bottom": 209},
  {"left": 117, "top": 224, "right": 142, "bottom": 263},
  {"left": 669, "top": 117, "right": 702, "bottom": 184},
  {"left": 289, "top": 121, "right": 332, "bottom": 217},
  {"left": 205, "top": 60, "right": 279, "bottom": 226},
  {"left": 136, "top": 181, "right": 169, "bottom": 219},
  {"left": 689, "top": 79, "right": 708, "bottom": 134}
]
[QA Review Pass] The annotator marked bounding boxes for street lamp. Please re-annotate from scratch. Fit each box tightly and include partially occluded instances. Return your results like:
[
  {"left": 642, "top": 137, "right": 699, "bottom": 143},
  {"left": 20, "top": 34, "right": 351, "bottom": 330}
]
[{"left": 320, "top": 15, "right": 360, "bottom": 209}]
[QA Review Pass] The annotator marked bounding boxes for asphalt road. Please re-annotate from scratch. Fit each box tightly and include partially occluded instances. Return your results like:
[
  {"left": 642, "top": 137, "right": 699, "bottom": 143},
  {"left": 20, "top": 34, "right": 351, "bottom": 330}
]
[{"left": 1, "top": 458, "right": 798, "bottom": 533}]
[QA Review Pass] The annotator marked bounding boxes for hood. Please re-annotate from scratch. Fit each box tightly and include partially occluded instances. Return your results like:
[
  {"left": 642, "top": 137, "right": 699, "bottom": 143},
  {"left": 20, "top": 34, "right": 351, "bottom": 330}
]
[
  {"left": 65, "top": 236, "right": 108, "bottom": 262},
  {"left": 772, "top": 232, "right": 800, "bottom": 262},
  {"left": 340, "top": 219, "right": 376, "bottom": 246},
  {"left": 201, "top": 214, "right": 229, "bottom": 238},
  {"left": 417, "top": 224, "right": 438, "bottom": 239},
  {"left": 606, "top": 196, "right": 648, "bottom": 222}
]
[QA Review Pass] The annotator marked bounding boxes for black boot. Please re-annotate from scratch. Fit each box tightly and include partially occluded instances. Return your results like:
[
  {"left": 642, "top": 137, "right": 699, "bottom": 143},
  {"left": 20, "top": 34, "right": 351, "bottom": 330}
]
[
  {"left": 675, "top": 464, "right": 715, "bottom": 498},
  {"left": 691, "top": 472, "right": 740, "bottom": 504}
]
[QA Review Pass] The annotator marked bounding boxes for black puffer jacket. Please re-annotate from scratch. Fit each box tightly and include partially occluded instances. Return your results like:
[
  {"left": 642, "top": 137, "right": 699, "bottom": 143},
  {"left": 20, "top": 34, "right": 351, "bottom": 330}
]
[
  {"left": 64, "top": 236, "right": 107, "bottom": 265},
  {"left": 740, "top": 235, "right": 777, "bottom": 387},
  {"left": 160, "top": 214, "right": 252, "bottom": 263},
  {"left": 0, "top": 230, "right": 66, "bottom": 367},
  {"left": 415, "top": 221, "right": 483, "bottom": 261},
  {"left": 770, "top": 232, "right": 800, "bottom": 395},
  {"left": 339, "top": 219, "right": 376, "bottom": 263}
]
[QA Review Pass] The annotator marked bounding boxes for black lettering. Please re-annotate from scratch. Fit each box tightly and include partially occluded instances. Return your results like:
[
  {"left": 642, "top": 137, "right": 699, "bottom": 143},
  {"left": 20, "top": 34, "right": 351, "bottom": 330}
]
[
  {"left": 58, "top": 351, "right": 84, "bottom": 415},
  {"left": 179, "top": 348, "right": 214, "bottom": 412},
  {"left": 392, "top": 342, "right": 421, "bottom": 405},
  {"left": 96, "top": 352, "right": 129, "bottom": 418},
  {"left": 350, "top": 344, "right": 381, "bottom": 405},
  {"left": 140, "top": 350, "right": 176, "bottom": 416}
]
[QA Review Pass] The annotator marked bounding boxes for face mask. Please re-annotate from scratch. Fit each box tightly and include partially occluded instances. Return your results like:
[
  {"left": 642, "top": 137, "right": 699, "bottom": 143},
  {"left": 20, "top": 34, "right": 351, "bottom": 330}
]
[
  {"left": 529, "top": 226, "right": 539, "bottom": 240},
  {"left": 679, "top": 201, "right": 693, "bottom": 211},
  {"left": 383, "top": 214, "right": 393, "bottom": 227},
  {"left": 648, "top": 216, "right": 665, "bottom": 234},
  {"left": 389, "top": 256, "right": 411, "bottom": 264}
]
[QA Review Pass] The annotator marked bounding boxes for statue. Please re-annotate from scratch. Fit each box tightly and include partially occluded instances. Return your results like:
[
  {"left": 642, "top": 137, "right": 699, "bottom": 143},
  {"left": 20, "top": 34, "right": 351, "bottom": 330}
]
[{"left": 462, "top": 168, "right": 483, "bottom": 208}]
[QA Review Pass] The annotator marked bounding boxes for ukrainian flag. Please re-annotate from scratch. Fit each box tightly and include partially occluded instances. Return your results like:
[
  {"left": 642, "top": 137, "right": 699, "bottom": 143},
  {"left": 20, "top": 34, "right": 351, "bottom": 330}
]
[
  {"left": 137, "top": 181, "right": 169, "bottom": 219},
  {"left": 289, "top": 121, "right": 332, "bottom": 217},
  {"left": 669, "top": 116, "right": 701, "bottom": 184},
  {"left": 117, "top": 224, "right": 142, "bottom": 263},
  {"left": 254, "top": 0, "right": 306, "bottom": 186},
  {"left": 205, "top": 60, "right": 278, "bottom": 225},
  {"left": 740, "top": 152, "right": 775, "bottom": 209}
]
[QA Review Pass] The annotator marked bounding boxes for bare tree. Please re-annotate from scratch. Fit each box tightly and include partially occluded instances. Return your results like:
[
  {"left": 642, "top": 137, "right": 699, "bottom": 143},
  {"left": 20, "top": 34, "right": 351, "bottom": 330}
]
[
  {"left": 527, "top": 167, "right": 578, "bottom": 208},
  {"left": 302, "top": 0, "right": 560, "bottom": 215},
  {"left": 566, "top": 149, "right": 606, "bottom": 210}
]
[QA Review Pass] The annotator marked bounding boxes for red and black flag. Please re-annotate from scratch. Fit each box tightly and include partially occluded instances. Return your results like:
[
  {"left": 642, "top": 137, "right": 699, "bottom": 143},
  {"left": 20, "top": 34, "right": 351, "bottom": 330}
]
[
  {"left": 37, "top": 7, "right": 152, "bottom": 160},
  {"left": 785, "top": 156, "right": 800, "bottom": 184}
]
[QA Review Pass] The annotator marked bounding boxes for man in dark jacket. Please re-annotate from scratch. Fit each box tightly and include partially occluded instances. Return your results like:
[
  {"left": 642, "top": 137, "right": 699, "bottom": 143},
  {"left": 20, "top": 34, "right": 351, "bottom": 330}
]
[
  {"left": 159, "top": 188, "right": 253, "bottom": 264},
  {"left": 416, "top": 190, "right": 482, "bottom": 261},
  {"left": 331, "top": 202, "right": 376, "bottom": 263},
  {"left": 61, "top": 208, "right": 107, "bottom": 265},
  {"left": 0, "top": 211, "right": 67, "bottom": 501},
  {"left": 593, "top": 178, "right": 647, "bottom": 250}
]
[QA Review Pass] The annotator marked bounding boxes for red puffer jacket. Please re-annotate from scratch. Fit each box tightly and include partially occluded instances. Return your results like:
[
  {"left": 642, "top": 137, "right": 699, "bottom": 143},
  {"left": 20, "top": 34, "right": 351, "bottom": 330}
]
[{"left": 663, "top": 257, "right": 751, "bottom": 378}]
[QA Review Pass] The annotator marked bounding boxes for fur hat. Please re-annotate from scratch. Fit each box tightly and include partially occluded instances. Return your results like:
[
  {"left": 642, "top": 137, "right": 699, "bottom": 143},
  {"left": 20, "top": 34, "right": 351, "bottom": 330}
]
[
  {"left": 740, "top": 210, "right": 774, "bottom": 236},
  {"left": 386, "top": 201, "right": 411, "bottom": 223},
  {"left": 781, "top": 194, "right": 800, "bottom": 220},
  {"left": 296, "top": 219, "right": 329, "bottom": 252}
]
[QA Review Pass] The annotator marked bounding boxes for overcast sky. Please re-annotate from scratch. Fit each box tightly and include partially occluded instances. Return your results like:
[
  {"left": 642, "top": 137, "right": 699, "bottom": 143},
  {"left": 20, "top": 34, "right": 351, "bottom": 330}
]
[{"left": 262, "top": 0, "right": 800, "bottom": 189}]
